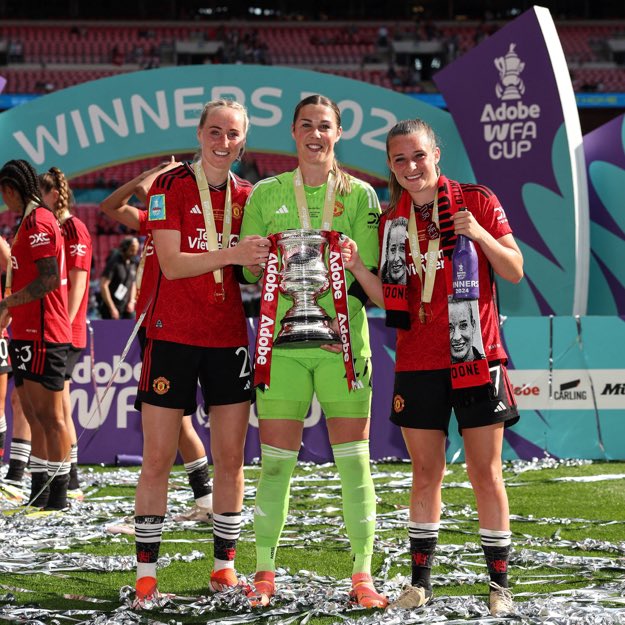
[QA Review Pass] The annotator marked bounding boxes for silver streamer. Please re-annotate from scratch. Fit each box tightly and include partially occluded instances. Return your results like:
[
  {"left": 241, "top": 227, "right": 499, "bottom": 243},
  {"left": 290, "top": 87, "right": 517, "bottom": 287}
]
[{"left": 0, "top": 459, "right": 622, "bottom": 624}]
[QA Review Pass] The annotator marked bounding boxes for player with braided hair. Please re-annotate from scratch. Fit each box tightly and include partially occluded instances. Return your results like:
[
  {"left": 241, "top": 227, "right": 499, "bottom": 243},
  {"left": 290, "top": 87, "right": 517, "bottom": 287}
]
[
  {"left": 0, "top": 159, "right": 72, "bottom": 510},
  {"left": 39, "top": 167, "right": 92, "bottom": 496}
]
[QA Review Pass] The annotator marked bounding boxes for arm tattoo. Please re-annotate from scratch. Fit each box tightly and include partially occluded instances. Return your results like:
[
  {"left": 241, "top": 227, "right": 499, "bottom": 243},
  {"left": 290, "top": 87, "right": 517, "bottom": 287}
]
[{"left": 6, "top": 257, "right": 61, "bottom": 307}]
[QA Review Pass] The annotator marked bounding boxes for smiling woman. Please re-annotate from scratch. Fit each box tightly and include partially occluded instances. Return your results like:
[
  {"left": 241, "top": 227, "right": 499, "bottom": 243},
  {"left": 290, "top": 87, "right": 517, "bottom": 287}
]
[
  {"left": 130, "top": 98, "right": 271, "bottom": 606},
  {"left": 240, "top": 94, "right": 386, "bottom": 609}
]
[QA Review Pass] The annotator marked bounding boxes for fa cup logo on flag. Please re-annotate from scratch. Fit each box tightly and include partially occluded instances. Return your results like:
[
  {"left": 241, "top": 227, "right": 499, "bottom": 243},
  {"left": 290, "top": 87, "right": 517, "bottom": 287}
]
[{"left": 494, "top": 43, "right": 525, "bottom": 101}]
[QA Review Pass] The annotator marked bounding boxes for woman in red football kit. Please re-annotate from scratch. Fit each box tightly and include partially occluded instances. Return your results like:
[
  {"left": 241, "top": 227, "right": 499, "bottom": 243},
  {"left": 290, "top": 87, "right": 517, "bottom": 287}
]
[
  {"left": 0, "top": 159, "right": 72, "bottom": 511},
  {"left": 100, "top": 159, "right": 215, "bottom": 522},
  {"left": 131, "top": 99, "right": 270, "bottom": 606},
  {"left": 342, "top": 119, "right": 523, "bottom": 617},
  {"left": 40, "top": 167, "right": 92, "bottom": 496}
]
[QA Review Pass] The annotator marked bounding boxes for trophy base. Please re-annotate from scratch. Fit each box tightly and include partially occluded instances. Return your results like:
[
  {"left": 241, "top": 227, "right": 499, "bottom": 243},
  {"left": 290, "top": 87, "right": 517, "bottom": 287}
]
[{"left": 274, "top": 318, "right": 341, "bottom": 349}]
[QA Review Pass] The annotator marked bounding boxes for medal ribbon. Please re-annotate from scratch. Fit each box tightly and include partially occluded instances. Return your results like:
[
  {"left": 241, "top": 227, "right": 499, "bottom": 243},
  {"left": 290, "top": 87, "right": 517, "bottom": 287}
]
[
  {"left": 293, "top": 168, "right": 336, "bottom": 230},
  {"left": 6, "top": 200, "right": 38, "bottom": 296},
  {"left": 253, "top": 234, "right": 280, "bottom": 390},
  {"left": 193, "top": 161, "right": 232, "bottom": 301},
  {"left": 407, "top": 195, "right": 441, "bottom": 323}
]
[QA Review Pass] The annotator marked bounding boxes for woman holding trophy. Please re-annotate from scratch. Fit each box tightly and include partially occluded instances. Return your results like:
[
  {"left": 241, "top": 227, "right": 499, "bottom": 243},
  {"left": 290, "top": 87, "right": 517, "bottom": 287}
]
[
  {"left": 341, "top": 118, "right": 523, "bottom": 616},
  {"left": 132, "top": 99, "right": 270, "bottom": 607},
  {"left": 240, "top": 94, "right": 387, "bottom": 608}
]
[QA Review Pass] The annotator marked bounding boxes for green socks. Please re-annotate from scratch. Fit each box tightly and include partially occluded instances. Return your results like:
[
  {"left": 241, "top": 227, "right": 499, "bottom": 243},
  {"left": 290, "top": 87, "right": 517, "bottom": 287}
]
[
  {"left": 253, "top": 443, "right": 298, "bottom": 572},
  {"left": 332, "top": 439, "right": 376, "bottom": 576}
]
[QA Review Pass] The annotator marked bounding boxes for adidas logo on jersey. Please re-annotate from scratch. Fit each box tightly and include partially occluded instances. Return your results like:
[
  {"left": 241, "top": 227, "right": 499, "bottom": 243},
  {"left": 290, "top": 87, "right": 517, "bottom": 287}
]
[
  {"left": 190, "top": 204, "right": 202, "bottom": 214},
  {"left": 244, "top": 380, "right": 251, "bottom": 390},
  {"left": 494, "top": 401, "right": 507, "bottom": 413},
  {"left": 275, "top": 205, "right": 289, "bottom": 214},
  {"left": 18, "top": 364, "right": 27, "bottom": 371}
]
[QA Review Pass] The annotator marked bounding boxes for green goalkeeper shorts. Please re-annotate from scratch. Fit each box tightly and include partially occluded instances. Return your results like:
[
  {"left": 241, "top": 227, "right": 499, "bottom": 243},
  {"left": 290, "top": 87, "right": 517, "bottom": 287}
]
[{"left": 257, "top": 353, "right": 372, "bottom": 420}]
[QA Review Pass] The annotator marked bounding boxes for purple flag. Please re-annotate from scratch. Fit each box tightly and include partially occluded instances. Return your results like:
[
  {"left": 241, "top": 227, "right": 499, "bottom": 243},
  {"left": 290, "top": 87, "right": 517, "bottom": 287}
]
[{"left": 434, "top": 6, "right": 589, "bottom": 317}]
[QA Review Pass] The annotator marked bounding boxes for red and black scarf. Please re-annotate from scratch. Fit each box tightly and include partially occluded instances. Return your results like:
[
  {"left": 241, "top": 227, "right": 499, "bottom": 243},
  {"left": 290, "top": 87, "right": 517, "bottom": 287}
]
[{"left": 381, "top": 176, "right": 491, "bottom": 389}]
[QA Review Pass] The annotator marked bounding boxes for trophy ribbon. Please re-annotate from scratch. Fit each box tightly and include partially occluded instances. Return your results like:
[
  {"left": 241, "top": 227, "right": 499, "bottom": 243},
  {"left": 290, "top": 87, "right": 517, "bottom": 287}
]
[
  {"left": 5, "top": 200, "right": 38, "bottom": 296},
  {"left": 253, "top": 234, "right": 280, "bottom": 390},
  {"left": 193, "top": 161, "right": 232, "bottom": 303},
  {"left": 407, "top": 195, "right": 440, "bottom": 324},
  {"left": 326, "top": 231, "right": 362, "bottom": 391},
  {"left": 293, "top": 168, "right": 337, "bottom": 231}
]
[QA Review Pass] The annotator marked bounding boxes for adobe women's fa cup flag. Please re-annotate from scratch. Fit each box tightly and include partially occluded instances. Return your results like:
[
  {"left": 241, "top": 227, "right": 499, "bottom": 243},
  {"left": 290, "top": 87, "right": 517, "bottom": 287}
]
[{"left": 434, "top": 5, "right": 589, "bottom": 317}]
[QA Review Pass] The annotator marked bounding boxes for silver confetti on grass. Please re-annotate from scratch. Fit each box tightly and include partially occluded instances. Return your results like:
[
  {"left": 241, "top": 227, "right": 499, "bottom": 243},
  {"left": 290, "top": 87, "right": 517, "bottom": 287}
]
[{"left": 0, "top": 461, "right": 624, "bottom": 624}]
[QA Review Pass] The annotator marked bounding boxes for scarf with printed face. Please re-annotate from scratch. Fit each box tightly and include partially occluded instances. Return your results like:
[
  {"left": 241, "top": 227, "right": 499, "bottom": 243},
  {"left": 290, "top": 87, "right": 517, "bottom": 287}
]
[{"left": 381, "top": 176, "right": 491, "bottom": 389}]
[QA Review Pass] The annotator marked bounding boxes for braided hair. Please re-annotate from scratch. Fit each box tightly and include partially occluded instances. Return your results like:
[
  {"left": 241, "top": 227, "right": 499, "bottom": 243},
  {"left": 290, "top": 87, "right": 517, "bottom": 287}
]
[
  {"left": 39, "top": 166, "right": 73, "bottom": 220},
  {"left": 0, "top": 159, "right": 43, "bottom": 211}
]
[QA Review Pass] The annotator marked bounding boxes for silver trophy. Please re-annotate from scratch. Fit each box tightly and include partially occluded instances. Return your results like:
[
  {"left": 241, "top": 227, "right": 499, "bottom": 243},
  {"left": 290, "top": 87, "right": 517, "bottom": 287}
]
[{"left": 273, "top": 228, "right": 341, "bottom": 348}]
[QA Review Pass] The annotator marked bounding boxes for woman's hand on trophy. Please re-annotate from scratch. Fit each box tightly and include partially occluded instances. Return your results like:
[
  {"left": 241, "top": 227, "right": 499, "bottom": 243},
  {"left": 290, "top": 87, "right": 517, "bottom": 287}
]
[
  {"left": 340, "top": 236, "right": 365, "bottom": 274},
  {"left": 233, "top": 235, "right": 271, "bottom": 266},
  {"left": 320, "top": 317, "right": 342, "bottom": 353}
]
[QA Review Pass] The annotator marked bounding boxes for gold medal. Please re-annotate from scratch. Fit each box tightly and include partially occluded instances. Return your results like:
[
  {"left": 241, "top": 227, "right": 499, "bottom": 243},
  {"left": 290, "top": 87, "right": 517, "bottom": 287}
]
[
  {"left": 418, "top": 302, "right": 433, "bottom": 324},
  {"left": 419, "top": 303, "right": 427, "bottom": 324}
]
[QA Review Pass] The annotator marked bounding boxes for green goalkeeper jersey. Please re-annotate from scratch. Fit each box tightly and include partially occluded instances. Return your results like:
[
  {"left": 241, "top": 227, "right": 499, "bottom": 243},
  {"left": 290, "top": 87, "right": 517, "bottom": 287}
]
[{"left": 241, "top": 169, "right": 381, "bottom": 359}]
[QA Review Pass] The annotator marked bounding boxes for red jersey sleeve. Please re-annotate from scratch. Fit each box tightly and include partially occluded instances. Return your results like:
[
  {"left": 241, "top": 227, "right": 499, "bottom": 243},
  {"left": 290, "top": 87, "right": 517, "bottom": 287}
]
[
  {"left": 138, "top": 209, "right": 149, "bottom": 236},
  {"left": 63, "top": 217, "right": 92, "bottom": 272},
  {"left": 462, "top": 184, "right": 512, "bottom": 241},
  {"left": 146, "top": 164, "right": 188, "bottom": 233},
  {"left": 25, "top": 210, "right": 60, "bottom": 261}
]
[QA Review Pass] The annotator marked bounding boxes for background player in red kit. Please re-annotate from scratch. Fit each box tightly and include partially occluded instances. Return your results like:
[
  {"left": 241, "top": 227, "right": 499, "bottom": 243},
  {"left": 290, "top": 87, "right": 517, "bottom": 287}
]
[
  {"left": 0, "top": 159, "right": 72, "bottom": 511},
  {"left": 100, "top": 159, "right": 215, "bottom": 522},
  {"left": 132, "top": 99, "right": 270, "bottom": 606},
  {"left": 40, "top": 166, "right": 92, "bottom": 496},
  {"left": 341, "top": 118, "right": 523, "bottom": 616}
]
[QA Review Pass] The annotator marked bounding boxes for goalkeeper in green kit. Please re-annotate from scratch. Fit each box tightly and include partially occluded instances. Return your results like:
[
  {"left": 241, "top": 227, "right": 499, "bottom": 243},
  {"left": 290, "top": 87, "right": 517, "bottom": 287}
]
[{"left": 239, "top": 94, "right": 386, "bottom": 608}]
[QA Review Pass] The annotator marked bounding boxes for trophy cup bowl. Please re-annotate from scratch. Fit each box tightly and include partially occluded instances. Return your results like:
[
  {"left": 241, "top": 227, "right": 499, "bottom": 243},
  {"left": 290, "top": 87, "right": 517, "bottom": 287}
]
[{"left": 273, "top": 228, "right": 341, "bottom": 348}]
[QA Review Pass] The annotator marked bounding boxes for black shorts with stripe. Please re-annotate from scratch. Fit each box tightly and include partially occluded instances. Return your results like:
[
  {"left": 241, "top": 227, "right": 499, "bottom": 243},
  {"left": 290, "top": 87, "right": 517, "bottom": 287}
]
[
  {"left": 390, "top": 361, "right": 519, "bottom": 435},
  {"left": 9, "top": 340, "right": 70, "bottom": 392},
  {"left": 135, "top": 338, "right": 254, "bottom": 414}
]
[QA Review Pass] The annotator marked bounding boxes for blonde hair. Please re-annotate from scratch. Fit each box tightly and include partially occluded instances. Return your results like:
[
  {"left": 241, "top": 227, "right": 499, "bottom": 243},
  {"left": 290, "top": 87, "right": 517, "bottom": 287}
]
[
  {"left": 385, "top": 119, "right": 440, "bottom": 215},
  {"left": 292, "top": 94, "right": 352, "bottom": 195},
  {"left": 39, "top": 166, "right": 73, "bottom": 219}
]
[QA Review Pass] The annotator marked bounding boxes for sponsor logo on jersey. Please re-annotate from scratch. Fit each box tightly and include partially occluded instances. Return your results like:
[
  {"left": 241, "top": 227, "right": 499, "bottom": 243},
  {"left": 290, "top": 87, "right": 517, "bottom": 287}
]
[
  {"left": 29, "top": 232, "right": 50, "bottom": 248},
  {"left": 148, "top": 194, "right": 166, "bottom": 221},
  {"left": 367, "top": 212, "right": 380, "bottom": 228},
  {"left": 70, "top": 243, "right": 87, "bottom": 257},
  {"left": 152, "top": 376, "right": 170, "bottom": 395}
]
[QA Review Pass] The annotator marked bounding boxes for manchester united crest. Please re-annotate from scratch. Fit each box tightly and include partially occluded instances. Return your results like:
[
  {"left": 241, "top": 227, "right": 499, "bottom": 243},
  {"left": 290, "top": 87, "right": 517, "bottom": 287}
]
[
  {"left": 152, "top": 376, "right": 171, "bottom": 395},
  {"left": 232, "top": 203, "right": 243, "bottom": 219},
  {"left": 393, "top": 394, "right": 405, "bottom": 413},
  {"left": 333, "top": 200, "right": 344, "bottom": 217}
]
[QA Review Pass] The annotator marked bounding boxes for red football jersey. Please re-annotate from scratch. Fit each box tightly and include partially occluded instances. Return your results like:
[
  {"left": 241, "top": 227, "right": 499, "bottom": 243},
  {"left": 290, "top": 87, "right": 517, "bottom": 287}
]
[
  {"left": 145, "top": 164, "right": 251, "bottom": 347},
  {"left": 136, "top": 210, "right": 156, "bottom": 328},
  {"left": 385, "top": 184, "right": 512, "bottom": 372},
  {"left": 9, "top": 206, "right": 71, "bottom": 344},
  {"left": 62, "top": 215, "right": 92, "bottom": 348}
]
